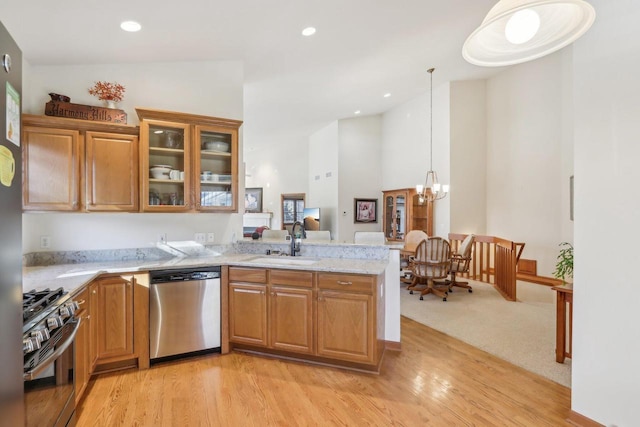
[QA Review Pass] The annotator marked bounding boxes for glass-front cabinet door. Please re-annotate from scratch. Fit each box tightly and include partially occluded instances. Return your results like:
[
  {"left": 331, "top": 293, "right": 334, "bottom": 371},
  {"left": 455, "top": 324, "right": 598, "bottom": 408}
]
[
  {"left": 194, "top": 125, "right": 237, "bottom": 212},
  {"left": 383, "top": 191, "right": 406, "bottom": 241},
  {"left": 140, "top": 120, "right": 191, "bottom": 212},
  {"left": 137, "top": 108, "right": 242, "bottom": 213}
]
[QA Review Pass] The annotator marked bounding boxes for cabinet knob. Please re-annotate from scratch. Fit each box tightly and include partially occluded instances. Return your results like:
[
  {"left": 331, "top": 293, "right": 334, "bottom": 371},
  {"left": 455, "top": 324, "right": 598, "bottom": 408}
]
[{"left": 92, "top": 290, "right": 96, "bottom": 294}]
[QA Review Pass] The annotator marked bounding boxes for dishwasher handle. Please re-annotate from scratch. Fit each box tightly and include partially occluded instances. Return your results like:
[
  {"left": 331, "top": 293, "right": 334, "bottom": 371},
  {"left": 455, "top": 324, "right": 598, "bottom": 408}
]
[{"left": 151, "top": 267, "right": 221, "bottom": 283}]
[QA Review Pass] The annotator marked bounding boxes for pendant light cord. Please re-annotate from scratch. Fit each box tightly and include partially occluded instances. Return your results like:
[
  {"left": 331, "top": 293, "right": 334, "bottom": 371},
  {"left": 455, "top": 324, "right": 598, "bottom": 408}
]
[{"left": 428, "top": 67, "right": 434, "bottom": 172}]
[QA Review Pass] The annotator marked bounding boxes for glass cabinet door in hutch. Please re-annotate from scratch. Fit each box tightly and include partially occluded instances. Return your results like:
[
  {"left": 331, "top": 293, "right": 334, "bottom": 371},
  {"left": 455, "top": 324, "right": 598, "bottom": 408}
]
[
  {"left": 382, "top": 188, "right": 432, "bottom": 242},
  {"left": 137, "top": 108, "right": 242, "bottom": 212},
  {"left": 383, "top": 190, "right": 406, "bottom": 242}
]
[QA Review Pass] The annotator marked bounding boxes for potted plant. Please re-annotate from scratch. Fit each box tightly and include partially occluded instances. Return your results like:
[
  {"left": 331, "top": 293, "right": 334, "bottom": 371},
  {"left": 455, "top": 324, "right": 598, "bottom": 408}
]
[{"left": 553, "top": 242, "right": 573, "bottom": 284}]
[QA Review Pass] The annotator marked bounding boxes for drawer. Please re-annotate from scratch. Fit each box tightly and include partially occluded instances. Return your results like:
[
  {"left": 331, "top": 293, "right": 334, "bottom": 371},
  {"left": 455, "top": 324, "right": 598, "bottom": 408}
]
[
  {"left": 317, "top": 273, "right": 374, "bottom": 294},
  {"left": 270, "top": 269, "right": 314, "bottom": 288},
  {"left": 229, "top": 267, "right": 267, "bottom": 284}
]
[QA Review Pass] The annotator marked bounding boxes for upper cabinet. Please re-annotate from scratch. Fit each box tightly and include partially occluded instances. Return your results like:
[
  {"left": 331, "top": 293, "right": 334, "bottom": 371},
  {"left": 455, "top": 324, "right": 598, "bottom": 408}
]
[
  {"left": 137, "top": 108, "right": 242, "bottom": 213},
  {"left": 22, "top": 115, "right": 139, "bottom": 212}
]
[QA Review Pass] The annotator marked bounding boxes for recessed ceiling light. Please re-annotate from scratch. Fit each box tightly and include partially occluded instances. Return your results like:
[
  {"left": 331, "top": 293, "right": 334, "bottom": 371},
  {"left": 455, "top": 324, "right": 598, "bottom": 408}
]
[
  {"left": 354, "top": 110, "right": 361, "bottom": 115},
  {"left": 302, "top": 27, "right": 316, "bottom": 36},
  {"left": 383, "top": 93, "right": 391, "bottom": 98},
  {"left": 120, "top": 21, "right": 142, "bottom": 32}
]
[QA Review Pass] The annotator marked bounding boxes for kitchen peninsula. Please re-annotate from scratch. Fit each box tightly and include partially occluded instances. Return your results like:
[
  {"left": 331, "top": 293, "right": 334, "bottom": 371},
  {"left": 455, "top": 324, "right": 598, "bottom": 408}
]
[{"left": 23, "top": 240, "right": 400, "bottom": 402}]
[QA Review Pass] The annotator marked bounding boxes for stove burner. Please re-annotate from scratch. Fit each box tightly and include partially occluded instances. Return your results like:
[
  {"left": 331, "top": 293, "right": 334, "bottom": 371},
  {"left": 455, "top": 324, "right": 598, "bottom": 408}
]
[{"left": 23, "top": 288, "right": 65, "bottom": 323}]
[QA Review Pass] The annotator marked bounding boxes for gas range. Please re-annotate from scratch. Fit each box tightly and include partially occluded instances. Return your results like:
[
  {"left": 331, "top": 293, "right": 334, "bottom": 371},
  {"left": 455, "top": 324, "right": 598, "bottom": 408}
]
[
  {"left": 22, "top": 288, "right": 79, "bottom": 371},
  {"left": 23, "top": 288, "right": 81, "bottom": 427}
]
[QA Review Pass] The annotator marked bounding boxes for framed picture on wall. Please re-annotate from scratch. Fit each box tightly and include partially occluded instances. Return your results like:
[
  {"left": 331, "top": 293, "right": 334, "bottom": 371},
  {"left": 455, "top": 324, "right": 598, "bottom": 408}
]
[
  {"left": 245, "top": 187, "right": 263, "bottom": 213},
  {"left": 354, "top": 198, "right": 377, "bottom": 223}
]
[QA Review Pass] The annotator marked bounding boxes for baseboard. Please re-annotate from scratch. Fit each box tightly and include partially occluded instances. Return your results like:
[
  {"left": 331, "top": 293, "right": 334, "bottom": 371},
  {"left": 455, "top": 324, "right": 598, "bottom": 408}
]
[
  {"left": 567, "top": 410, "right": 605, "bottom": 427},
  {"left": 385, "top": 340, "right": 401, "bottom": 351},
  {"left": 517, "top": 273, "right": 563, "bottom": 287}
]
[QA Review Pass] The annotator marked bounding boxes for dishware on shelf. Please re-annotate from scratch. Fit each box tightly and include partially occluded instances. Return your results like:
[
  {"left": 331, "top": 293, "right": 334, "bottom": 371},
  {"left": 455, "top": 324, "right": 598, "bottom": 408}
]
[
  {"left": 169, "top": 170, "right": 181, "bottom": 180},
  {"left": 150, "top": 165, "right": 172, "bottom": 179},
  {"left": 162, "top": 131, "right": 183, "bottom": 149},
  {"left": 202, "top": 135, "right": 229, "bottom": 152},
  {"left": 201, "top": 171, "right": 213, "bottom": 181}
]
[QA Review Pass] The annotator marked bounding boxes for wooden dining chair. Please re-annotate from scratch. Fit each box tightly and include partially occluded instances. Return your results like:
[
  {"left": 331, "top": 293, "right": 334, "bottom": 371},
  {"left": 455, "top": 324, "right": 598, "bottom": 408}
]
[
  {"left": 447, "top": 234, "right": 475, "bottom": 293},
  {"left": 401, "top": 230, "right": 429, "bottom": 285},
  {"left": 407, "top": 237, "right": 451, "bottom": 301}
]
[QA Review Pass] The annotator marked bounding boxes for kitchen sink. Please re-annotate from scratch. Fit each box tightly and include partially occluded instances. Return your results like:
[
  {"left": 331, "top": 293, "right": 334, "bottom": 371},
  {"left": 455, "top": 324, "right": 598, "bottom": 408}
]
[{"left": 248, "top": 257, "right": 319, "bottom": 266}]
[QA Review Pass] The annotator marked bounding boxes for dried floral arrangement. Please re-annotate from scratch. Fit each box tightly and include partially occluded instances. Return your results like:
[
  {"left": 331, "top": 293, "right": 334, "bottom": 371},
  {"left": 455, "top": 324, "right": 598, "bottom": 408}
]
[{"left": 88, "top": 81, "right": 126, "bottom": 102}]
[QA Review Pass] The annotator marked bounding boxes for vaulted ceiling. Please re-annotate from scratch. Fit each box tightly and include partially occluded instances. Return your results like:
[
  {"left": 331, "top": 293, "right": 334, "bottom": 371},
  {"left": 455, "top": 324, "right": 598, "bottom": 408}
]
[{"left": 2, "top": 0, "right": 505, "bottom": 148}]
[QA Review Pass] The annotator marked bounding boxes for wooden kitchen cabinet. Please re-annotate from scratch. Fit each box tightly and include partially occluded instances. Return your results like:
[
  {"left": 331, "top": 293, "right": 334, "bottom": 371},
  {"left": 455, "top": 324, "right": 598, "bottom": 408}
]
[
  {"left": 22, "top": 115, "right": 139, "bottom": 212},
  {"left": 317, "top": 272, "right": 378, "bottom": 364},
  {"left": 382, "top": 188, "right": 433, "bottom": 241},
  {"left": 229, "top": 267, "right": 314, "bottom": 355},
  {"left": 229, "top": 283, "right": 268, "bottom": 346},
  {"left": 90, "top": 275, "right": 135, "bottom": 370},
  {"left": 87, "top": 273, "right": 149, "bottom": 374},
  {"left": 84, "top": 131, "right": 138, "bottom": 211},
  {"left": 74, "top": 287, "right": 90, "bottom": 404},
  {"left": 136, "top": 108, "right": 242, "bottom": 212},
  {"left": 228, "top": 267, "right": 383, "bottom": 370},
  {"left": 269, "top": 270, "right": 314, "bottom": 354}
]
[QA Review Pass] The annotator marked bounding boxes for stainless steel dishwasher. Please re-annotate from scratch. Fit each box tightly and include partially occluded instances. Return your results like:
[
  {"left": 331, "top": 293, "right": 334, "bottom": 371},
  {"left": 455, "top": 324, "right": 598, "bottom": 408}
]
[{"left": 150, "top": 267, "right": 221, "bottom": 361}]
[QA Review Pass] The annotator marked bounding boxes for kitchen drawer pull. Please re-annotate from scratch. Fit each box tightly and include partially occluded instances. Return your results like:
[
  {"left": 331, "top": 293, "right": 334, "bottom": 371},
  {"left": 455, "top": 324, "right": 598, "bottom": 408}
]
[
  {"left": 77, "top": 299, "right": 86, "bottom": 305},
  {"left": 336, "top": 280, "right": 352, "bottom": 286}
]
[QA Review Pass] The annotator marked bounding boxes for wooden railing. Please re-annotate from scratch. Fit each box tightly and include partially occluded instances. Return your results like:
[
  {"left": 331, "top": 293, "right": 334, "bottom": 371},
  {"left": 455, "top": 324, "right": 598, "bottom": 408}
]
[{"left": 449, "top": 233, "right": 525, "bottom": 301}]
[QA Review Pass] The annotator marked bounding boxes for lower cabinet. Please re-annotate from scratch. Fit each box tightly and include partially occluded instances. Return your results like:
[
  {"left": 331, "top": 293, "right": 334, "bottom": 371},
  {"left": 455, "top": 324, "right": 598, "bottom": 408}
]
[
  {"left": 91, "top": 275, "right": 134, "bottom": 364},
  {"left": 74, "top": 287, "right": 90, "bottom": 404},
  {"left": 229, "top": 268, "right": 314, "bottom": 355},
  {"left": 228, "top": 266, "right": 383, "bottom": 369},
  {"left": 87, "top": 273, "right": 149, "bottom": 374}
]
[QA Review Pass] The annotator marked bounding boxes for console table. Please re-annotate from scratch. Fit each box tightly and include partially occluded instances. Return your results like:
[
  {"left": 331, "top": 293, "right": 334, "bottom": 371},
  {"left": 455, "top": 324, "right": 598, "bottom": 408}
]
[{"left": 551, "top": 283, "right": 573, "bottom": 363}]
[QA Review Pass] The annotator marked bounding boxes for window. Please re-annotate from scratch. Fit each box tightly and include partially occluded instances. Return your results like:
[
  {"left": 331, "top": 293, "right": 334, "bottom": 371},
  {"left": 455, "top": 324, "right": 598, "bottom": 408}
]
[{"left": 281, "top": 193, "right": 305, "bottom": 227}]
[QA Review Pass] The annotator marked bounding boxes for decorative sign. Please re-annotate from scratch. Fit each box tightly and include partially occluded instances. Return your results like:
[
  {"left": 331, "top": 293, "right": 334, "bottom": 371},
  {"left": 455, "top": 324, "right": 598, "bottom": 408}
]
[{"left": 45, "top": 101, "right": 127, "bottom": 124}]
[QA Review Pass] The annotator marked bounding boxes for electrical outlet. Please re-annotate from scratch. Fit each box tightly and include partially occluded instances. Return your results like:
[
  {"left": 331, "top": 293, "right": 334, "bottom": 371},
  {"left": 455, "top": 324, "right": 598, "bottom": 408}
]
[
  {"left": 40, "top": 235, "right": 51, "bottom": 249},
  {"left": 195, "top": 233, "right": 206, "bottom": 244},
  {"left": 158, "top": 233, "right": 167, "bottom": 244},
  {"left": 207, "top": 232, "right": 215, "bottom": 243}
]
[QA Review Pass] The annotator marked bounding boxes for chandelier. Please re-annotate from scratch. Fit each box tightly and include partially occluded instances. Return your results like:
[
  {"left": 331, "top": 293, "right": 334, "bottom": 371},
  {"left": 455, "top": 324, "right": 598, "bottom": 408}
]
[
  {"left": 416, "top": 68, "right": 448, "bottom": 204},
  {"left": 462, "top": 0, "right": 596, "bottom": 67}
]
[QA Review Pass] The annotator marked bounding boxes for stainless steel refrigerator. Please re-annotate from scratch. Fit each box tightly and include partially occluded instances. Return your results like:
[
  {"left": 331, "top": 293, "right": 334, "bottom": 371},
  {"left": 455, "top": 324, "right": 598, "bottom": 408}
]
[{"left": 0, "top": 19, "right": 23, "bottom": 427}]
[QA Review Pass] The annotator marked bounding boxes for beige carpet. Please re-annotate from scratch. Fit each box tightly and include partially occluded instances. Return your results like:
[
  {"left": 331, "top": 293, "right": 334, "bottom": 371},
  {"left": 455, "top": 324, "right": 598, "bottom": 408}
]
[{"left": 400, "top": 278, "right": 572, "bottom": 387}]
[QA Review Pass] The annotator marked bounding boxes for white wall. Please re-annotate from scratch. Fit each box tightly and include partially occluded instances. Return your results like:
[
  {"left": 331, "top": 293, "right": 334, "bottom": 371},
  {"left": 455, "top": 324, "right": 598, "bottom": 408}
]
[
  {"left": 485, "top": 52, "right": 569, "bottom": 276},
  {"left": 22, "top": 60, "right": 244, "bottom": 252},
  {"left": 308, "top": 121, "right": 339, "bottom": 239},
  {"left": 337, "top": 116, "right": 383, "bottom": 242},
  {"left": 381, "top": 83, "right": 451, "bottom": 238},
  {"left": 244, "top": 139, "right": 309, "bottom": 230},
  {"left": 450, "top": 80, "right": 487, "bottom": 235},
  {"left": 572, "top": 1, "right": 640, "bottom": 424}
]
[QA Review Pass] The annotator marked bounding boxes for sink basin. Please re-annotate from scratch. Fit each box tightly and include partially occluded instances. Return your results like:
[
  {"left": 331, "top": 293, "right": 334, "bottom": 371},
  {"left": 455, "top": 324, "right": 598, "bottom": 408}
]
[{"left": 249, "top": 257, "right": 319, "bottom": 266}]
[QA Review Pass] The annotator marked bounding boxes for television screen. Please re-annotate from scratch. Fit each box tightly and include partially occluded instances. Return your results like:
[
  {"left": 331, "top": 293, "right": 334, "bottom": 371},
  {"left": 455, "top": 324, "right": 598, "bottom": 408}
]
[{"left": 302, "top": 207, "right": 320, "bottom": 231}]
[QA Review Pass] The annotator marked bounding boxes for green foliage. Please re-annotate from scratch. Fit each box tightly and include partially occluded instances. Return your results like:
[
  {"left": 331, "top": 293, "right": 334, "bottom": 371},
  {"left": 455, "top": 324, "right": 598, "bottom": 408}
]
[{"left": 553, "top": 242, "right": 574, "bottom": 282}]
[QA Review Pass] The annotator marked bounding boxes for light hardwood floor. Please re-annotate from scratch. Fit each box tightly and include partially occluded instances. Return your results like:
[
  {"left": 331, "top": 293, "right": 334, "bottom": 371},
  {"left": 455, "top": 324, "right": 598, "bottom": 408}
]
[{"left": 77, "top": 316, "right": 571, "bottom": 426}]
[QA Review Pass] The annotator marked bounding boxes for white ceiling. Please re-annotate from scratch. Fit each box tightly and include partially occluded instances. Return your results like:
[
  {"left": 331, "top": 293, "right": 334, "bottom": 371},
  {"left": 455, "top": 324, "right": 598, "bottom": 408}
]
[{"left": 2, "top": 0, "right": 504, "bottom": 149}]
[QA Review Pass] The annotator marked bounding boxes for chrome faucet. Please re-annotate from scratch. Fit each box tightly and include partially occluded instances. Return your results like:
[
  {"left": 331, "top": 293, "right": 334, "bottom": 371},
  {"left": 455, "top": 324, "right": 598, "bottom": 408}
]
[{"left": 290, "top": 221, "right": 306, "bottom": 256}]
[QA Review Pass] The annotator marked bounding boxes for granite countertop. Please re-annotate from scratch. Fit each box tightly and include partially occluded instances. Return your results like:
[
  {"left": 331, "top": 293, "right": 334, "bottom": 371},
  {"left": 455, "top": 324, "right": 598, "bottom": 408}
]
[{"left": 23, "top": 253, "right": 389, "bottom": 295}]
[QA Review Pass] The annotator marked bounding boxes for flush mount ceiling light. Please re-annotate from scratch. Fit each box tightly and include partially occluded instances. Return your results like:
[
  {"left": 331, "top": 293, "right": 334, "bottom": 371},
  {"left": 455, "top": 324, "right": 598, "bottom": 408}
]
[
  {"left": 302, "top": 27, "right": 316, "bottom": 36},
  {"left": 120, "top": 21, "right": 142, "bottom": 32},
  {"left": 462, "top": 0, "right": 596, "bottom": 67},
  {"left": 383, "top": 93, "right": 391, "bottom": 98}
]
